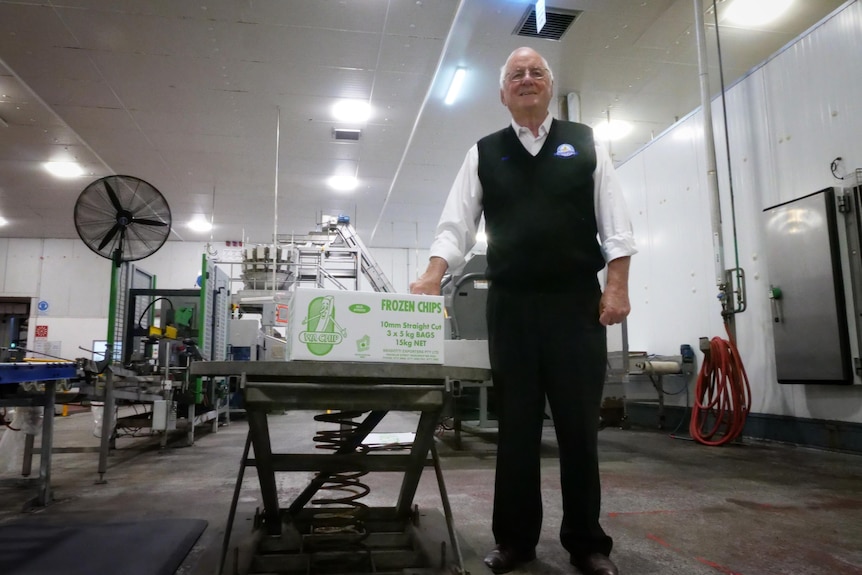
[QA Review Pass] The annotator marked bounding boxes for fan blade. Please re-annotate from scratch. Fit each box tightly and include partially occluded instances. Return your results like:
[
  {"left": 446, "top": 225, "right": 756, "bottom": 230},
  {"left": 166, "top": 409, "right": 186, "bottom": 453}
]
[
  {"left": 103, "top": 179, "right": 124, "bottom": 213},
  {"left": 131, "top": 217, "right": 168, "bottom": 226},
  {"left": 97, "top": 223, "right": 122, "bottom": 251}
]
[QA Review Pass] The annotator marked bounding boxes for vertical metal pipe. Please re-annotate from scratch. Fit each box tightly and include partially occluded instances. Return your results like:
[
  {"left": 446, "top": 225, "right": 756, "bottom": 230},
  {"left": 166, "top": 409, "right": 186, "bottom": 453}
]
[
  {"left": 272, "top": 107, "right": 281, "bottom": 292},
  {"left": 693, "top": 0, "right": 725, "bottom": 287}
]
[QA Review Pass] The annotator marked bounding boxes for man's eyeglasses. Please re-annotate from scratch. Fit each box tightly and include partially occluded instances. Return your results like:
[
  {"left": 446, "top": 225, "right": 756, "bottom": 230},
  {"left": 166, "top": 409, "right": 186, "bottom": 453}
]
[{"left": 506, "top": 67, "right": 549, "bottom": 83}]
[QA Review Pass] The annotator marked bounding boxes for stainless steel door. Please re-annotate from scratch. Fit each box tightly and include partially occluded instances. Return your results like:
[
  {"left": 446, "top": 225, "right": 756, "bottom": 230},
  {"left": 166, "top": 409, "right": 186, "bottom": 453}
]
[{"left": 763, "top": 188, "right": 853, "bottom": 384}]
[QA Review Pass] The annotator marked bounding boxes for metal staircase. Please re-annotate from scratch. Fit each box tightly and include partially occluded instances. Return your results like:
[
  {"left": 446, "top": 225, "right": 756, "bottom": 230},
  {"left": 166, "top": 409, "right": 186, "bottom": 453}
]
[{"left": 332, "top": 219, "right": 394, "bottom": 293}]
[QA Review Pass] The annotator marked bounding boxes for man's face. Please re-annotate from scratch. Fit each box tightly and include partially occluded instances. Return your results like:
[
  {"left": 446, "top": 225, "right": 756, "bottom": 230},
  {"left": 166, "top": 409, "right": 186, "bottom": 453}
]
[{"left": 500, "top": 49, "right": 553, "bottom": 117}]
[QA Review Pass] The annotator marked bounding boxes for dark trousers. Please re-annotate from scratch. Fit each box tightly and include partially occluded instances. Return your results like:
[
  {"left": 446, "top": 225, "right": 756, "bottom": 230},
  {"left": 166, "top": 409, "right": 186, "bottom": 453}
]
[{"left": 486, "top": 286, "right": 613, "bottom": 557}]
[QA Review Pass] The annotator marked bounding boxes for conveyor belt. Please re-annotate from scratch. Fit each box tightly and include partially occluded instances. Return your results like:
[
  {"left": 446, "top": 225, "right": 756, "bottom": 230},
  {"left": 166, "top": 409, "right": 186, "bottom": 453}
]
[
  {"left": 0, "top": 361, "right": 78, "bottom": 508},
  {"left": 0, "top": 361, "right": 77, "bottom": 385}
]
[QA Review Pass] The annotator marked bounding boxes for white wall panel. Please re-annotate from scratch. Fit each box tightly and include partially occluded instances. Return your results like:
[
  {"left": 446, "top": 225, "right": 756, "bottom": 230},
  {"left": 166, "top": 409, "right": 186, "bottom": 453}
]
[
  {"left": 0, "top": 239, "right": 7, "bottom": 290},
  {"left": 29, "top": 317, "right": 107, "bottom": 361},
  {"left": 68, "top": 242, "right": 113, "bottom": 317},
  {"left": 1, "top": 239, "right": 43, "bottom": 295},
  {"left": 38, "top": 240, "right": 75, "bottom": 317},
  {"left": 617, "top": 0, "right": 862, "bottom": 422},
  {"left": 137, "top": 241, "right": 210, "bottom": 288}
]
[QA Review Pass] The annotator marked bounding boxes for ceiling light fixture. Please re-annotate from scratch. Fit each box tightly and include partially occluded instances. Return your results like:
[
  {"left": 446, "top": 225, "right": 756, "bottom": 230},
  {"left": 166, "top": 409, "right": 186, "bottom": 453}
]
[
  {"left": 333, "top": 128, "right": 361, "bottom": 141},
  {"left": 593, "top": 119, "right": 633, "bottom": 141},
  {"left": 0, "top": 216, "right": 7, "bottom": 226},
  {"left": 444, "top": 67, "right": 467, "bottom": 105},
  {"left": 44, "top": 161, "right": 84, "bottom": 178},
  {"left": 725, "top": 0, "right": 793, "bottom": 26},
  {"left": 332, "top": 100, "right": 371, "bottom": 123},
  {"left": 327, "top": 175, "right": 358, "bottom": 192},
  {"left": 188, "top": 218, "right": 213, "bottom": 232}
]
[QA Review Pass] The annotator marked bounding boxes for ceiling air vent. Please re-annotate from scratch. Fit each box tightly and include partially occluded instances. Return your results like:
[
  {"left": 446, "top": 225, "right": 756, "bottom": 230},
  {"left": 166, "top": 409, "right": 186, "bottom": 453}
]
[
  {"left": 333, "top": 128, "right": 361, "bottom": 141},
  {"left": 514, "top": 6, "right": 580, "bottom": 41}
]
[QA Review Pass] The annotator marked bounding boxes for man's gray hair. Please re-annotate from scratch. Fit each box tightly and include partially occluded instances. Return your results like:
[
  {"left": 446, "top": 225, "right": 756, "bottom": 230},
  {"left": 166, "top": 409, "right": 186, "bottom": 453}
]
[{"left": 499, "top": 50, "right": 555, "bottom": 89}]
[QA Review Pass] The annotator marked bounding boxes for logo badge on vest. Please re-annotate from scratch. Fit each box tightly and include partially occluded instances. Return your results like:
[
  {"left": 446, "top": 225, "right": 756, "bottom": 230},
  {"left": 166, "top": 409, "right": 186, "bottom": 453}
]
[{"left": 554, "top": 143, "right": 578, "bottom": 157}]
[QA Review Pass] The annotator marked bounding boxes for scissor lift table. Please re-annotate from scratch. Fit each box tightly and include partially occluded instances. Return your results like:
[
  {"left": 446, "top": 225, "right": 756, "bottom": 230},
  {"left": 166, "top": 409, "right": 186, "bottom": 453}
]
[{"left": 190, "top": 360, "right": 490, "bottom": 575}]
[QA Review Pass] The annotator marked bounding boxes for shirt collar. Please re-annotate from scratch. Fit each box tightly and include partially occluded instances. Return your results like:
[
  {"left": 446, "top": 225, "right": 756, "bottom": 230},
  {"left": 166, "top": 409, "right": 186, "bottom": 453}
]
[{"left": 511, "top": 113, "right": 553, "bottom": 138}]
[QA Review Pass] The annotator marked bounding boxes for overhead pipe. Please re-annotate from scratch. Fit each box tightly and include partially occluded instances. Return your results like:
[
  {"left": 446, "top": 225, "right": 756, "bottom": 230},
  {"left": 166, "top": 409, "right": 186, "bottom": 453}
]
[{"left": 693, "top": 0, "right": 725, "bottom": 289}]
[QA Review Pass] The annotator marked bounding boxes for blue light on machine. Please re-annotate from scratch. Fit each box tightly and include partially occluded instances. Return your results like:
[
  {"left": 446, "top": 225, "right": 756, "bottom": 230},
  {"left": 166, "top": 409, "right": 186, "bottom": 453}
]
[{"left": 444, "top": 67, "right": 467, "bottom": 105}]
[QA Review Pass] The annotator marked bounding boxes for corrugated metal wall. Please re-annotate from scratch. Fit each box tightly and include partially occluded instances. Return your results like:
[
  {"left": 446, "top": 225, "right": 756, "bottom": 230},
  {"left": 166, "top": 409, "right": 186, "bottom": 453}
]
[{"left": 616, "top": 0, "right": 862, "bottom": 421}]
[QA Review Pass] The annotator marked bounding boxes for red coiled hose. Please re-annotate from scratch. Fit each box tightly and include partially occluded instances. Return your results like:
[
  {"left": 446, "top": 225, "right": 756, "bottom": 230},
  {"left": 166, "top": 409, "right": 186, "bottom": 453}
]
[{"left": 689, "top": 325, "right": 751, "bottom": 446}]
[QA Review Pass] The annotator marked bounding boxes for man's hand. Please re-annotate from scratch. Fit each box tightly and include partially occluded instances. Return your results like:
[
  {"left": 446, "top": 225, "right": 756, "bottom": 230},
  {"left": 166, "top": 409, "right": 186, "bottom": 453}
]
[
  {"left": 599, "top": 286, "right": 630, "bottom": 326},
  {"left": 409, "top": 256, "right": 448, "bottom": 295},
  {"left": 409, "top": 276, "right": 442, "bottom": 295},
  {"left": 599, "top": 256, "right": 631, "bottom": 326}
]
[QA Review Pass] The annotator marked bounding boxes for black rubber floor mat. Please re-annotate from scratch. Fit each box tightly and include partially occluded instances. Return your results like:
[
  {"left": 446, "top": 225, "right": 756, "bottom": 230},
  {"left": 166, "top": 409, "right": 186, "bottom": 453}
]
[{"left": 0, "top": 517, "right": 207, "bottom": 575}]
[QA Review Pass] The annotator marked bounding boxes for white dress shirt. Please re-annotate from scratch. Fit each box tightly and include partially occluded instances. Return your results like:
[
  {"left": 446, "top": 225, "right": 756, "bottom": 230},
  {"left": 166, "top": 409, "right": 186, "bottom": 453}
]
[{"left": 429, "top": 113, "right": 638, "bottom": 274}]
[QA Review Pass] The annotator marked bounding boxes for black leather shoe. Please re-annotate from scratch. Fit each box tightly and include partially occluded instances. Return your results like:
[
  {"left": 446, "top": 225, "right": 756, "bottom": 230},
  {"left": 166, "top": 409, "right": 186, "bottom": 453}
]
[
  {"left": 483, "top": 545, "right": 536, "bottom": 574},
  {"left": 571, "top": 552, "right": 619, "bottom": 575}
]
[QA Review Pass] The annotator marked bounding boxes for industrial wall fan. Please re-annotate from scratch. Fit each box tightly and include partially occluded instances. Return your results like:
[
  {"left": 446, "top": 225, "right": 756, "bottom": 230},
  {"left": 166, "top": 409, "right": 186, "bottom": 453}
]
[
  {"left": 74, "top": 175, "right": 172, "bottom": 265},
  {"left": 74, "top": 175, "right": 172, "bottom": 366}
]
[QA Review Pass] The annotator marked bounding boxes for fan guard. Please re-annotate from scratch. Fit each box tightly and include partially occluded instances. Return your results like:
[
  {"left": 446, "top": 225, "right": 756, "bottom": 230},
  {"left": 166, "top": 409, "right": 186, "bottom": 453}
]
[{"left": 74, "top": 175, "right": 172, "bottom": 263}]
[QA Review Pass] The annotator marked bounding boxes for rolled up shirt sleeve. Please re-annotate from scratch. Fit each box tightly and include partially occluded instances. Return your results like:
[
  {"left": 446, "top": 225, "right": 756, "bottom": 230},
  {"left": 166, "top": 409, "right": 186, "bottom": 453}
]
[
  {"left": 428, "top": 145, "right": 484, "bottom": 274},
  {"left": 594, "top": 143, "right": 638, "bottom": 262}
]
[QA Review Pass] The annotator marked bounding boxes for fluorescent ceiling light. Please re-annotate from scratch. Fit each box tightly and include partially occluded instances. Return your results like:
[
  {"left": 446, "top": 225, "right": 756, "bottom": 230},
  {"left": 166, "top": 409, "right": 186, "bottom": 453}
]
[
  {"left": 332, "top": 100, "right": 371, "bottom": 123},
  {"left": 0, "top": 216, "right": 7, "bottom": 226},
  {"left": 187, "top": 218, "right": 212, "bottom": 232},
  {"left": 328, "top": 175, "right": 358, "bottom": 192},
  {"left": 593, "top": 120, "right": 633, "bottom": 141},
  {"left": 725, "top": 0, "right": 792, "bottom": 26},
  {"left": 444, "top": 67, "right": 467, "bottom": 105},
  {"left": 44, "top": 161, "right": 84, "bottom": 178}
]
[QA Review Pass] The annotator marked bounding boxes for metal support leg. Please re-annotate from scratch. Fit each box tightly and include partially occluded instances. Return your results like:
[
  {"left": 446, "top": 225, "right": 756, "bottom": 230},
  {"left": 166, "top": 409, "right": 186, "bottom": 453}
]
[
  {"left": 187, "top": 402, "right": 196, "bottom": 446},
  {"left": 34, "top": 380, "right": 56, "bottom": 507},
  {"left": 97, "top": 370, "right": 114, "bottom": 484},
  {"left": 247, "top": 409, "right": 281, "bottom": 535},
  {"left": 430, "top": 440, "right": 466, "bottom": 575},
  {"left": 22, "top": 433, "right": 34, "bottom": 477},
  {"left": 220, "top": 430, "right": 253, "bottom": 575},
  {"left": 395, "top": 409, "right": 441, "bottom": 518},
  {"left": 479, "top": 385, "right": 489, "bottom": 428},
  {"left": 657, "top": 375, "right": 666, "bottom": 430}
]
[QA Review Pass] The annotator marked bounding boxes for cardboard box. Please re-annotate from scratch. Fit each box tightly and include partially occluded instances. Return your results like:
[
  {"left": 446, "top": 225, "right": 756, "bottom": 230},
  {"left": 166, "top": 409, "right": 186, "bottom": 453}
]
[{"left": 286, "top": 288, "right": 445, "bottom": 364}]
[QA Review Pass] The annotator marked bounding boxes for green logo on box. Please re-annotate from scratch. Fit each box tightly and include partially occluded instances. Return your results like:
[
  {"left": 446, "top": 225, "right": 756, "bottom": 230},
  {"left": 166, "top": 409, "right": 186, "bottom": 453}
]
[
  {"left": 299, "top": 296, "right": 345, "bottom": 356},
  {"left": 349, "top": 303, "right": 371, "bottom": 314},
  {"left": 356, "top": 335, "right": 370, "bottom": 352}
]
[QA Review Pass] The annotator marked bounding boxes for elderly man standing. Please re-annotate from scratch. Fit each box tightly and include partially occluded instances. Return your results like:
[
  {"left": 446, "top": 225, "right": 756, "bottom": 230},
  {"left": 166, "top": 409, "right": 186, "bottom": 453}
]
[{"left": 410, "top": 47, "right": 636, "bottom": 575}]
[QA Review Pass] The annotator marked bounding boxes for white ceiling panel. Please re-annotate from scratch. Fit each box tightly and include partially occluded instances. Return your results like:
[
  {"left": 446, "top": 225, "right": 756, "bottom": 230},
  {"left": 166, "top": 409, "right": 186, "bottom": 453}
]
[{"left": 0, "top": 0, "right": 849, "bottom": 250}]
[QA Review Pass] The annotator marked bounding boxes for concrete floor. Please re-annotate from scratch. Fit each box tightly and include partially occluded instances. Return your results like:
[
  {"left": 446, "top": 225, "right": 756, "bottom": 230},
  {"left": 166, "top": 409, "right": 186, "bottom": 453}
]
[{"left": 1, "top": 408, "right": 861, "bottom": 575}]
